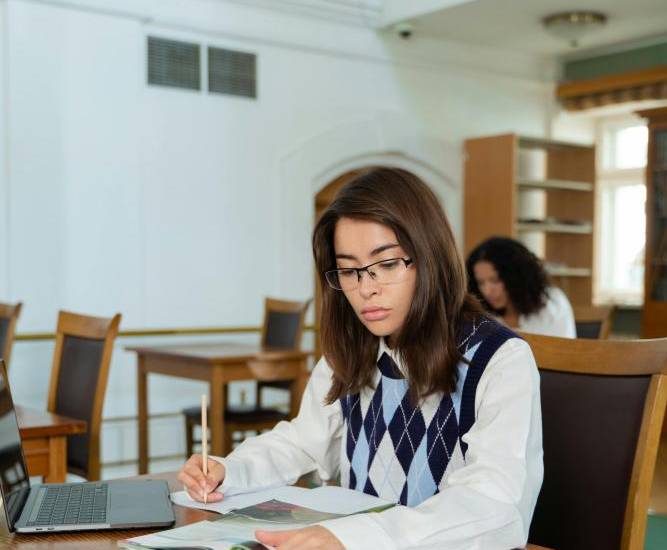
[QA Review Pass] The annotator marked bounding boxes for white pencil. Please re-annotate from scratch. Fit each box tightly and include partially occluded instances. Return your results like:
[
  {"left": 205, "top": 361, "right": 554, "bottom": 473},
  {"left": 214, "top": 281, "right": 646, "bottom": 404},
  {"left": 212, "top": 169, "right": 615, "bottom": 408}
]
[{"left": 201, "top": 393, "right": 208, "bottom": 505}]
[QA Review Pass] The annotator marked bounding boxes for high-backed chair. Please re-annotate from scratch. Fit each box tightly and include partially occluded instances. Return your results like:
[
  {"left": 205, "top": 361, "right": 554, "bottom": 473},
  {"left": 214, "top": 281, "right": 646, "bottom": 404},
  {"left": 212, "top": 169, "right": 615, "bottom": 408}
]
[
  {"left": 572, "top": 305, "right": 615, "bottom": 339},
  {"left": 0, "top": 302, "right": 23, "bottom": 369},
  {"left": 183, "top": 297, "right": 310, "bottom": 456},
  {"left": 47, "top": 310, "right": 121, "bottom": 481},
  {"left": 522, "top": 332, "right": 667, "bottom": 550}
]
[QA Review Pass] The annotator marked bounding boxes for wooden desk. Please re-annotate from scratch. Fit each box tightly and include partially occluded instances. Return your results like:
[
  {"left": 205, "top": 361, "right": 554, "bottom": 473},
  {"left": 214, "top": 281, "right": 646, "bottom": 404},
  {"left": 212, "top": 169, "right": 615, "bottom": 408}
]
[
  {"left": 17, "top": 406, "right": 87, "bottom": 483},
  {"left": 0, "top": 471, "right": 554, "bottom": 549},
  {"left": 128, "top": 343, "right": 310, "bottom": 473}
]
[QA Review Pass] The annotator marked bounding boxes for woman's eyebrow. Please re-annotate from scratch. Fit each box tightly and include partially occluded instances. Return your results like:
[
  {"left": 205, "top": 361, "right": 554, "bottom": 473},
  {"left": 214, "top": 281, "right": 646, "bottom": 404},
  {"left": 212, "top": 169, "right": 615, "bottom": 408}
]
[
  {"left": 335, "top": 243, "right": 400, "bottom": 261},
  {"left": 369, "top": 243, "right": 399, "bottom": 256}
]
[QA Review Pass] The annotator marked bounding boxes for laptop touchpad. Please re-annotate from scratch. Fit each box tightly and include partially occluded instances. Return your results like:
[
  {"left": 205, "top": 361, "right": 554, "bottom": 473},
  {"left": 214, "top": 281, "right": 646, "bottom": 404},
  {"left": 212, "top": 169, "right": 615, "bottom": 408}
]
[{"left": 108, "top": 480, "right": 174, "bottom": 526}]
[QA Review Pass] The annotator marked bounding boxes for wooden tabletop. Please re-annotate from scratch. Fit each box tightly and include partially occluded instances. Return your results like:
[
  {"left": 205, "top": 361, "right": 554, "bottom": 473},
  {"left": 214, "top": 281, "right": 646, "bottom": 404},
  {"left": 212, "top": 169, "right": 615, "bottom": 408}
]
[
  {"left": 0, "top": 471, "right": 553, "bottom": 549},
  {"left": 126, "top": 342, "right": 311, "bottom": 364},
  {"left": 16, "top": 405, "right": 87, "bottom": 438}
]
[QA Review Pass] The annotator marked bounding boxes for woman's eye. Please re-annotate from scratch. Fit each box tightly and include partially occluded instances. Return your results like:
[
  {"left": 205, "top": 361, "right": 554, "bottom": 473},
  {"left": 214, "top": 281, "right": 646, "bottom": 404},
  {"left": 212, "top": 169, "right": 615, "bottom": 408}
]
[
  {"left": 338, "top": 269, "right": 357, "bottom": 279},
  {"left": 378, "top": 260, "right": 399, "bottom": 270}
]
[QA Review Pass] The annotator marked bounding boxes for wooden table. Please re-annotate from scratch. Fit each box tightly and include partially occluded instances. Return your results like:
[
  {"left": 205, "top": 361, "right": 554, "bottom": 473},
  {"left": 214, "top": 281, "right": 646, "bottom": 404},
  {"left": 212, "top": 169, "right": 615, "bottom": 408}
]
[
  {"left": 0, "top": 470, "right": 554, "bottom": 549},
  {"left": 17, "top": 405, "right": 87, "bottom": 483},
  {"left": 127, "top": 342, "right": 311, "bottom": 473}
]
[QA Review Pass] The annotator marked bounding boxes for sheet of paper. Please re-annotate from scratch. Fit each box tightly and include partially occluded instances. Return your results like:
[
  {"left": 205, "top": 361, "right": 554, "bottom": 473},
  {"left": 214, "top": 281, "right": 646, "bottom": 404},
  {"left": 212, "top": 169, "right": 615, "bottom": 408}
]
[
  {"left": 170, "top": 484, "right": 392, "bottom": 516},
  {"left": 170, "top": 486, "right": 314, "bottom": 514}
]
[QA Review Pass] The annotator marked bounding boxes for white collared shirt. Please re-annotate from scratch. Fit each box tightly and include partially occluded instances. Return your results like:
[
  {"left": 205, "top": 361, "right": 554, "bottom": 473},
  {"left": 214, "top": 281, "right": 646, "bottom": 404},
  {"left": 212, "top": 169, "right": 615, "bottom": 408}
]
[
  {"left": 519, "top": 286, "right": 576, "bottom": 338},
  {"left": 212, "top": 337, "right": 543, "bottom": 550}
]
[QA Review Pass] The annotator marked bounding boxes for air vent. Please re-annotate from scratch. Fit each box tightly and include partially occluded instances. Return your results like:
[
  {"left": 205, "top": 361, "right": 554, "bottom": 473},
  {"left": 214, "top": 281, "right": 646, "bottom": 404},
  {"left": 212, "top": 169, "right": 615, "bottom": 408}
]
[
  {"left": 208, "top": 47, "right": 257, "bottom": 99},
  {"left": 147, "top": 37, "right": 200, "bottom": 91}
]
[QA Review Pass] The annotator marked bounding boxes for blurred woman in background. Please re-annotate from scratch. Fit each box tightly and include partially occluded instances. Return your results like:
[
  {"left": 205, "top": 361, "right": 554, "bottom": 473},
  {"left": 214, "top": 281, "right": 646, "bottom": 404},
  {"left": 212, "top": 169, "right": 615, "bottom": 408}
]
[{"left": 466, "top": 236, "right": 576, "bottom": 338}]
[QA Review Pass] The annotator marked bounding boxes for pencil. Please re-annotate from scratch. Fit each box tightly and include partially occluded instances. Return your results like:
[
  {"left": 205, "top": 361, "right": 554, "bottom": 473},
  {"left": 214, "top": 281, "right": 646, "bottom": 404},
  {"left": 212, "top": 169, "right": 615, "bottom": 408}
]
[{"left": 201, "top": 393, "right": 208, "bottom": 505}]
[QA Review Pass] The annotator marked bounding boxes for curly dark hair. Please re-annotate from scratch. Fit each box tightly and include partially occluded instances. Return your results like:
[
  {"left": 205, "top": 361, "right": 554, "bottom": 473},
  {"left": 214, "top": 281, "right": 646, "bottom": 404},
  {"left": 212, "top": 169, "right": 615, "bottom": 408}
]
[{"left": 466, "top": 237, "right": 549, "bottom": 316}]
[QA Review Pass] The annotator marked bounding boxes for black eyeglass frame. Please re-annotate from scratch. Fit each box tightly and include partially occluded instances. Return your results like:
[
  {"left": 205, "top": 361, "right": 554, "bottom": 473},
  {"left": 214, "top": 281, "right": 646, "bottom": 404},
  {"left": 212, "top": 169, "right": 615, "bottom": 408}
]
[{"left": 324, "top": 257, "right": 414, "bottom": 291}]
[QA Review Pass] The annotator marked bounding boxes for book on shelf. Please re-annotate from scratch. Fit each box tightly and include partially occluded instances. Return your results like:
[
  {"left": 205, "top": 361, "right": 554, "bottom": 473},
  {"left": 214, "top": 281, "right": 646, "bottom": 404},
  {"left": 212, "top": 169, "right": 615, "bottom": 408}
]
[{"left": 119, "top": 485, "right": 393, "bottom": 550}]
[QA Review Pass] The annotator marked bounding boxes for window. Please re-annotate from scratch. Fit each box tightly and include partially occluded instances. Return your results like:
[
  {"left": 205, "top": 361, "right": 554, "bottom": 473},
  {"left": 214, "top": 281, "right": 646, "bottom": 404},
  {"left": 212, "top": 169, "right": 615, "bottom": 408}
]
[{"left": 596, "top": 116, "right": 648, "bottom": 305}]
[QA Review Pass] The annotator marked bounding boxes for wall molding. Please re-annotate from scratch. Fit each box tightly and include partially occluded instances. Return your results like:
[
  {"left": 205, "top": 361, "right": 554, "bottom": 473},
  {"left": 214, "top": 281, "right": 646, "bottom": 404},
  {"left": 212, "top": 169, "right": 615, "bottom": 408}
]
[{"left": 222, "top": 0, "right": 383, "bottom": 27}]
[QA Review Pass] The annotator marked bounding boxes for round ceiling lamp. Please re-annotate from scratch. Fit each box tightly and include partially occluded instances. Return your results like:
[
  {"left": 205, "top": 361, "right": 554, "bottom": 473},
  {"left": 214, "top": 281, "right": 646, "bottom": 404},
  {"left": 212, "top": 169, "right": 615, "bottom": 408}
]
[{"left": 542, "top": 11, "right": 607, "bottom": 48}]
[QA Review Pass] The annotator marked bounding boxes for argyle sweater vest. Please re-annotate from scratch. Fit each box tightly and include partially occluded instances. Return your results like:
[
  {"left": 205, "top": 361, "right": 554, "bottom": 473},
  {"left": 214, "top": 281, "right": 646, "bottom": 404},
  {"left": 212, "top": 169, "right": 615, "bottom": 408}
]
[{"left": 339, "top": 317, "right": 516, "bottom": 507}]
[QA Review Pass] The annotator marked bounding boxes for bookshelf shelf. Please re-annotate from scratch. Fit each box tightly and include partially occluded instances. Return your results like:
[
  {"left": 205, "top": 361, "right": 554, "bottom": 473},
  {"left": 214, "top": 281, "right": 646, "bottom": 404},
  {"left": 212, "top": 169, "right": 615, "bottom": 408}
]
[
  {"left": 546, "top": 266, "right": 592, "bottom": 278},
  {"left": 516, "top": 222, "right": 592, "bottom": 234},
  {"left": 517, "top": 179, "right": 593, "bottom": 192}
]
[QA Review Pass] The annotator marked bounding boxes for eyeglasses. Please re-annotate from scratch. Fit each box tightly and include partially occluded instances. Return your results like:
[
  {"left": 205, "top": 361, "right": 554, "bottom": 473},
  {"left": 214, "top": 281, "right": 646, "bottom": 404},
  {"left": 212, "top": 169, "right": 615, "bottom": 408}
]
[{"left": 325, "top": 257, "right": 414, "bottom": 291}]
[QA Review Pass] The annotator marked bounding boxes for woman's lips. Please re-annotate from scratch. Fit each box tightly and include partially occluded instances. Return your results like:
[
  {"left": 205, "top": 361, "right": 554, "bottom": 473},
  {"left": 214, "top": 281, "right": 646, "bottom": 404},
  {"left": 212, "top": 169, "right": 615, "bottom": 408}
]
[{"left": 361, "top": 307, "right": 390, "bottom": 321}]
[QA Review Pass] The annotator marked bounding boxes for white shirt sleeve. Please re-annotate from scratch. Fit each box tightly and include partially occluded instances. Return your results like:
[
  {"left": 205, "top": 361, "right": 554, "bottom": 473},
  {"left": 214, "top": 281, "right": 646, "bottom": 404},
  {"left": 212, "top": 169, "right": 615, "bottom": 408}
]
[
  {"left": 519, "top": 286, "right": 576, "bottom": 338},
  {"left": 210, "top": 357, "right": 344, "bottom": 496},
  {"left": 319, "top": 338, "right": 544, "bottom": 550}
]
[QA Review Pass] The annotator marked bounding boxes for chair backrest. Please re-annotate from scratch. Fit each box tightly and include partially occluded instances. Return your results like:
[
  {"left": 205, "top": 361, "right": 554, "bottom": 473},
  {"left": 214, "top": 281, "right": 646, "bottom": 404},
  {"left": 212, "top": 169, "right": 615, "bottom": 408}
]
[
  {"left": 47, "top": 310, "right": 121, "bottom": 480},
  {"left": 0, "top": 302, "right": 22, "bottom": 369},
  {"left": 572, "top": 305, "right": 615, "bottom": 339},
  {"left": 521, "top": 332, "right": 667, "bottom": 550},
  {"left": 261, "top": 298, "right": 311, "bottom": 350}
]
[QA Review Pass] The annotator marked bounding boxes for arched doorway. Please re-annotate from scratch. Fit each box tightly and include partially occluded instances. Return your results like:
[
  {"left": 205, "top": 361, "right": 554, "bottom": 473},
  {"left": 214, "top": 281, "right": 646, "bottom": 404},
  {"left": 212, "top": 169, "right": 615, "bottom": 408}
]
[{"left": 312, "top": 169, "right": 363, "bottom": 356}]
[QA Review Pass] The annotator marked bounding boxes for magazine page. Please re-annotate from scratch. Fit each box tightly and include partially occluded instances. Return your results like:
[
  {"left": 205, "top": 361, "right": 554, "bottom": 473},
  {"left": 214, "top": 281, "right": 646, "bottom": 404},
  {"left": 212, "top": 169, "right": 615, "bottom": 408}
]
[{"left": 120, "top": 495, "right": 393, "bottom": 549}]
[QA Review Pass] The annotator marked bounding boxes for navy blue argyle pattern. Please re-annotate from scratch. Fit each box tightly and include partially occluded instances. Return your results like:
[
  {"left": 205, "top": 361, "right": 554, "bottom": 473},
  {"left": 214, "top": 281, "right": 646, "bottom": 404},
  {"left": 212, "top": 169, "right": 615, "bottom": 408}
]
[{"left": 339, "top": 317, "right": 515, "bottom": 506}]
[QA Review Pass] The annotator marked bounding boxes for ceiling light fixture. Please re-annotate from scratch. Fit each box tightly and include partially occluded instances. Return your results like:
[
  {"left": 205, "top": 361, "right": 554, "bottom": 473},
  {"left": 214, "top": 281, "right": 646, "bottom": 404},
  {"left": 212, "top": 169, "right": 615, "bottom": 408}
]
[{"left": 542, "top": 11, "right": 607, "bottom": 48}]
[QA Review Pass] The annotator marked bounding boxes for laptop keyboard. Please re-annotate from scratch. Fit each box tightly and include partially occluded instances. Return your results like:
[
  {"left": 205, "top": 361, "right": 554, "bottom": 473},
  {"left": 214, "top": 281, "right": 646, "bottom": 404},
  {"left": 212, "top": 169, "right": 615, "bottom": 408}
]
[{"left": 28, "top": 483, "right": 109, "bottom": 526}]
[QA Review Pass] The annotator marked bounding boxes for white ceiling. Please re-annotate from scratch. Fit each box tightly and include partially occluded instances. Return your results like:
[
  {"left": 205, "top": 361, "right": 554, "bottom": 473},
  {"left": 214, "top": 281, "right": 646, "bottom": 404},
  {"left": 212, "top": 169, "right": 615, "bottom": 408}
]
[{"left": 402, "top": 0, "right": 667, "bottom": 57}]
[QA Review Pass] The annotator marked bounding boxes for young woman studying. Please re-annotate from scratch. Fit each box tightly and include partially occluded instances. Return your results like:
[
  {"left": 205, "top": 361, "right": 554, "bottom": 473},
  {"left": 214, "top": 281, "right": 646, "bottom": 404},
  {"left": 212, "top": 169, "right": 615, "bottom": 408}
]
[
  {"left": 466, "top": 237, "right": 576, "bottom": 338},
  {"left": 178, "top": 168, "right": 543, "bottom": 549}
]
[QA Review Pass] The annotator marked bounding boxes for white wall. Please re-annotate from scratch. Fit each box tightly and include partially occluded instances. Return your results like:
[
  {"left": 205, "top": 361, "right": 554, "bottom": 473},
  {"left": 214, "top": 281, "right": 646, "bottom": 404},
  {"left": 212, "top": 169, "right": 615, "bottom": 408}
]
[
  {"left": 1, "top": 0, "right": 553, "bottom": 475},
  {"left": 0, "top": 0, "right": 9, "bottom": 300}
]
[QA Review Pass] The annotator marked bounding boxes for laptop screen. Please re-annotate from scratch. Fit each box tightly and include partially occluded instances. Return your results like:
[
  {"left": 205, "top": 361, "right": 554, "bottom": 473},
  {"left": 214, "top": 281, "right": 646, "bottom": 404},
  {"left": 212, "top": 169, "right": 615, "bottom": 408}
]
[{"left": 0, "top": 359, "right": 30, "bottom": 530}]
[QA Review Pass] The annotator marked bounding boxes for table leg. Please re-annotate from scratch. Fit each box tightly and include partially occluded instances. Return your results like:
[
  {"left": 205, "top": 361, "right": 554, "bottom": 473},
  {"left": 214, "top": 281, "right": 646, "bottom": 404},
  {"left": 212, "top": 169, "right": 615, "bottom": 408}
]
[
  {"left": 209, "top": 367, "right": 225, "bottom": 457},
  {"left": 137, "top": 356, "right": 149, "bottom": 474},
  {"left": 45, "top": 436, "right": 67, "bottom": 483}
]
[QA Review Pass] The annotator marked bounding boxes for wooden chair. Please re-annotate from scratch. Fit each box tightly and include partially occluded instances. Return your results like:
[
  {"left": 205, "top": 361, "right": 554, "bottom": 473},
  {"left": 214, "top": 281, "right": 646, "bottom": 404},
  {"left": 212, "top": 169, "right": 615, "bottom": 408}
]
[
  {"left": 0, "top": 302, "right": 23, "bottom": 369},
  {"left": 521, "top": 332, "right": 667, "bottom": 550},
  {"left": 572, "top": 305, "right": 615, "bottom": 339},
  {"left": 183, "top": 297, "right": 311, "bottom": 456},
  {"left": 47, "top": 310, "right": 121, "bottom": 481}
]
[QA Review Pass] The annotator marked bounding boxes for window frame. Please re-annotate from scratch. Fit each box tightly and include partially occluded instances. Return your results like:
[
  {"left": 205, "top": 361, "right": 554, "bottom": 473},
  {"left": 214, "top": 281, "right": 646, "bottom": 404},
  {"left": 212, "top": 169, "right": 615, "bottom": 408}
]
[{"left": 594, "top": 114, "right": 647, "bottom": 306}]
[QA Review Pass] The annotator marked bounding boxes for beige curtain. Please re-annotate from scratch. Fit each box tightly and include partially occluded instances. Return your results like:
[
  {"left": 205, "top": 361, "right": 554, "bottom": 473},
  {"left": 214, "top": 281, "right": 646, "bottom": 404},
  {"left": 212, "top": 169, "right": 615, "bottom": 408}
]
[{"left": 557, "top": 66, "right": 667, "bottom": 111}]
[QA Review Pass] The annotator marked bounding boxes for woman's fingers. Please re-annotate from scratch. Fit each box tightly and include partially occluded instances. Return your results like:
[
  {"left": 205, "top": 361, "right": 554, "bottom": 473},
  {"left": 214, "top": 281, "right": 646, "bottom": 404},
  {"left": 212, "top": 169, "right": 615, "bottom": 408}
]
[{"left": 255, "top": 529, "right": 296, "bottom": 546}]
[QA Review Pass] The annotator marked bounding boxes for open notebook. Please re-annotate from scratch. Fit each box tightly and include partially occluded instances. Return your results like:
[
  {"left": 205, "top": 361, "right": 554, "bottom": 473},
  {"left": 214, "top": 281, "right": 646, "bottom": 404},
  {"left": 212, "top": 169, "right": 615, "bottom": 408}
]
[{"left": 119, "top": 485, "right": 393, "bottom": 549}]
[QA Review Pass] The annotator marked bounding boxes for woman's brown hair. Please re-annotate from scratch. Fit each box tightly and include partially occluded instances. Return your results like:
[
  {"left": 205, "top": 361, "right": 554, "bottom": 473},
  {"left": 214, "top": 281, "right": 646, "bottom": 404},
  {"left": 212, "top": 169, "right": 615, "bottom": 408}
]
[{"left": 313, "top": 167, "right": 481, "bottom": 404}]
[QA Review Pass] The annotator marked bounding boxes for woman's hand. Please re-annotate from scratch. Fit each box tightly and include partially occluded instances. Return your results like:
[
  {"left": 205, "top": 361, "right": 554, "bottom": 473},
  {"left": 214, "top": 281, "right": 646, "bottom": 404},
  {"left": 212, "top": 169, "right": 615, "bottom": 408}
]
[
  {"left": 177, "top": 453, "right": 226, "bottom": 503},
  {"left": 255, "top": 526, "right": 344, "bottom": 549}
]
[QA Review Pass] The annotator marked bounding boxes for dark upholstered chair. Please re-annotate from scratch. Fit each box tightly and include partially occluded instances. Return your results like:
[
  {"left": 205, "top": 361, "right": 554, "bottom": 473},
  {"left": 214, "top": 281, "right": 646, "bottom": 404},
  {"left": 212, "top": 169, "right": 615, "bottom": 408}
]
[
  {"left": 521, "top": 332, "right": 667, "bottom": 550},
  {"left": 0, "top": 302, "right": 22, "bottom": 370},
  {"left": 183, "top": 297, "right": 310, "bottom": 456},
  {"left": 573, "top": 305, "right": 614, "bottom": 339},
  {"left": 47, "top": 310, "right": 121, "bottom": 481}
]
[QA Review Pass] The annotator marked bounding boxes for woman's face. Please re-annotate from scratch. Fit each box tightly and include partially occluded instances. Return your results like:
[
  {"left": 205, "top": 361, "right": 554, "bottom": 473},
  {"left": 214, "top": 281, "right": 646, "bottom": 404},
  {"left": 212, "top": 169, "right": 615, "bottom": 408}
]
[
  {"left": 473, "top": 260, "right": 509, "bottom": 311},
  {"left": 333, "top": 218, "right": 416, "bottom": 342}
]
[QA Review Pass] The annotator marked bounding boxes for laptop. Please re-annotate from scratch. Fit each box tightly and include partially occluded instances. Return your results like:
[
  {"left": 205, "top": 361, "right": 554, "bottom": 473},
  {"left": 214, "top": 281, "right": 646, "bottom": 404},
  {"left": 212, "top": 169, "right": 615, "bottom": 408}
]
[{"left": 0, "top": 359, "right": 175, "bottom": 533}]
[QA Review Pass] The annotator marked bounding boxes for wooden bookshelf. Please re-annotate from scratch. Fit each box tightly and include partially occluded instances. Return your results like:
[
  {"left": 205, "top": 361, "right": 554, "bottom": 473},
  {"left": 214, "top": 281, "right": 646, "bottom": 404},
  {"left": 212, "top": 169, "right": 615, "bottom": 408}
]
[
  {"left": 464, "top": 133, "right": 595, "bottom": 306},
  {"left": 638, "top": 107, "right": 667, "bottom": 337}
]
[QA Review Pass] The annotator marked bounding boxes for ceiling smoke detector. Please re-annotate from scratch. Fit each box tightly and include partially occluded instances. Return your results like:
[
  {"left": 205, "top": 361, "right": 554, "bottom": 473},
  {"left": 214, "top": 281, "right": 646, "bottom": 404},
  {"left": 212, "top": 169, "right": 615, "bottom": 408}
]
[{"left": 542, "top": 11, "right": 607, "bottom": 48}]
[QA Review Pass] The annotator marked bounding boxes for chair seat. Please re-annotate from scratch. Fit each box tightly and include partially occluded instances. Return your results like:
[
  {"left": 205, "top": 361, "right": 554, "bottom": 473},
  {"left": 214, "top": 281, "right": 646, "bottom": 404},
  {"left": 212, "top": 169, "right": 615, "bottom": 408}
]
[{"left": 182, "top": 405, "right": 289, "bottom": 424}]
